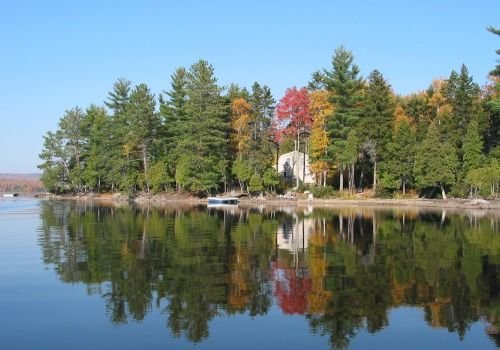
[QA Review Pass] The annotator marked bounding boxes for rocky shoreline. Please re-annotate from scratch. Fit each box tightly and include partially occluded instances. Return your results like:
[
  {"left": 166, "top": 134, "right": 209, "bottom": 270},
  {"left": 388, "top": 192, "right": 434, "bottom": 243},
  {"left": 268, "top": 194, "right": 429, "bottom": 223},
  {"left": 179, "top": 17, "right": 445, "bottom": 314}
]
[{"left": 43, "top": 192, "right": 500, "bottom": 211}]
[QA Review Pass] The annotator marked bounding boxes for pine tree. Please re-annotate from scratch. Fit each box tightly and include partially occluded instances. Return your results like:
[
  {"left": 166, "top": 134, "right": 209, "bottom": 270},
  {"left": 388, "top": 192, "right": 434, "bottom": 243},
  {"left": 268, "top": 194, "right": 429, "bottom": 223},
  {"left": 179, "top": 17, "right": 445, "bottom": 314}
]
[
  {"left": 177, "top": 60, "right": 229, "bottom": 194},
  {"left": 58, "top": 106, "right": 88, "bottom": 191},
  {"left": 248, "top": 82, "right": 275, "bottom": 176},
  {"left": 415, "top": 123, "right": 458, "bottom": 199},
  {"left": 485, "top": 26, "right": 500, "bottom": 150},
  {"left": 386, "top": 118, "right": 416, "bottom": 195},
  {"left": 127, "top": 83, "right": 159, "bottom": 192},
  {"left": 487, "top": 26, "right": 500, "bottom": 77},
  {"left": 105, "top": 78, "right": 131, "bottom": 115},
  {"left": 104, "top": 78, "right": 132, "bottom": 192},
  {"left": 359, "top": 70, "right": 395, "bottom": 190},
  {"left": 38, "top": 130, "right": 69, "bottom": 193},
  {"left": 324, "top": 46, "right": 363, "bottom": 191},
  {"left": 82, "top": 105, "right": 109, "bottom": 192},
  {"left": 441, "top": 65, "right": 482, "bottom": 154},
  {"left": 160, "top": 67, "right": 189, "bottom": 189}
]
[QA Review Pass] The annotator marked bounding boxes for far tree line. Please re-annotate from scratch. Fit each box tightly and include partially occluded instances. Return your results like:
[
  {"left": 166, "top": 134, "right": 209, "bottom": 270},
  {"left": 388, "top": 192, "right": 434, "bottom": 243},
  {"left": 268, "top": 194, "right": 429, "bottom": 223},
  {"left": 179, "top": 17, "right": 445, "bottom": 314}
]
[{"left": 39, "top": 27, "right": 500, "bottom": 198}]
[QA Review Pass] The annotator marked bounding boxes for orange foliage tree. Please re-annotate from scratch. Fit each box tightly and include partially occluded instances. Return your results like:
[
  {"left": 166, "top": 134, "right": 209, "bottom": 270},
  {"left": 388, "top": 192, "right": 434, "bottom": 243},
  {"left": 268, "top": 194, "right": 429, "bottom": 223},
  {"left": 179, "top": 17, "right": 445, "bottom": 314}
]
[{"left": 231, "top": 98, "right": 252, "bottom": 159}]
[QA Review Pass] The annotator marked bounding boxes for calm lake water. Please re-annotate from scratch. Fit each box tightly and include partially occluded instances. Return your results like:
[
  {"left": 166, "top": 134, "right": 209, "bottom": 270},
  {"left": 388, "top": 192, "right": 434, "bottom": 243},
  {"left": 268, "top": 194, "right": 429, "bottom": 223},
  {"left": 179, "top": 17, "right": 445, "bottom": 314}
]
[{"left": 1, "top": 198, "right": 500, "bottom": 349}]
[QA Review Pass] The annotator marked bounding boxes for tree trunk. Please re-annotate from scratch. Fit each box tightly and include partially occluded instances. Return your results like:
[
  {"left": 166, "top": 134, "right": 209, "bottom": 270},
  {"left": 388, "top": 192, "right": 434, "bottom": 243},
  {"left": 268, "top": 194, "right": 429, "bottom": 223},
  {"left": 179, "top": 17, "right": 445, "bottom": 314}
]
[
  {"left": 358, "top": 168, "right": 364, "bottom": 192},
  {"left": 142, "top": 144, "right": 149, "bottom": 193},
  {"left": 373, "top": 160, "right": 377, "bottom": 191},
  {"left": 402, "top": 179, "right": 406, "bottom": 195},
  {"left": 349, "top": 163, "right": 356, "bottom": 193},
  {"left": 303, "top": 139, "right": 307, "bottom": 185},
  {"left": 440, "top": 183, "right": 447, "bottom": 200},
  {"left": 296, "top": 144, "right": 300, "bottom": 188},
  {"left": 339, "top": 167, "right": 344, "bottom": 192}
]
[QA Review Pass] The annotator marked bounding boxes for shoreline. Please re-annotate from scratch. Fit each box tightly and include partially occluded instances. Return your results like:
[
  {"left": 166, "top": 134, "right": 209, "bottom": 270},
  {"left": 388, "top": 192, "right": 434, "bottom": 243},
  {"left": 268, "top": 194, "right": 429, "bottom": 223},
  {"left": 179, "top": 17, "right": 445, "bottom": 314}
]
[{"left": 42, "top": 193, "right": 500, "bottom": 211}]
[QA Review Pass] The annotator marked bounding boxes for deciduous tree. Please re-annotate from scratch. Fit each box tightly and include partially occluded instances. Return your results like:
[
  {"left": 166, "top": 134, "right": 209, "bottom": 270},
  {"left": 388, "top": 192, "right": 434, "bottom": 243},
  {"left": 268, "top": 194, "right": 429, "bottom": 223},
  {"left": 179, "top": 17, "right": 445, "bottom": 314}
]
[
  {"left": 309, "top": 90, "right": 333, "bottom": 186},
  {"left": 276, "top": 87, "right": 312, "bottom": 187}
]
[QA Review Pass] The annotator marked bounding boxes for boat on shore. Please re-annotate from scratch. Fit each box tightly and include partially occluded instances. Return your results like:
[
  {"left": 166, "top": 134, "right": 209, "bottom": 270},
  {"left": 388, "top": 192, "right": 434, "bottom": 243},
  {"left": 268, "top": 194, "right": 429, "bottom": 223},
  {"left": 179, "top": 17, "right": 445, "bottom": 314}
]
[{"left": 207, "top": 197, "right": 239, "bottom": 206}]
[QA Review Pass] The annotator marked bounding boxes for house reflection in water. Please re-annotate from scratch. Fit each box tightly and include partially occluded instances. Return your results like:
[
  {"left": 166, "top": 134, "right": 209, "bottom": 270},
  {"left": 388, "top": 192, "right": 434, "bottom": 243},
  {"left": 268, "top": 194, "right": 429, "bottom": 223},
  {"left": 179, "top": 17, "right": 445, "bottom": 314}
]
[{"left": 273, "top": 214, "right": 316, "bottom": 315}]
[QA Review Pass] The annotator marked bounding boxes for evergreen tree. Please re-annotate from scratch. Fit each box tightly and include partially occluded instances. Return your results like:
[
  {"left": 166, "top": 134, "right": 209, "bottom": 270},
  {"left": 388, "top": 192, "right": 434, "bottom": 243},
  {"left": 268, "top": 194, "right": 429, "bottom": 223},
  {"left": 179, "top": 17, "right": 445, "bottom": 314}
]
[
  {"left": 307, "top": 71, "right": 326, "bottom": 91},
  {"left": 386, "top": 118, "right": 416, "bottom": 195},
  {"left": 359, "top": 70, "right": 395, "bottom": 190},
  {"left": 104, "top": 78, "right": 132, "bottom": 191},
  {"left": 127, "top": 83, "right": 159, "bottom": 192},
  {"left": 462, "top": 119, "right": 485, "bottom": 176},
  {"left": 38, "top": 130, "right": 70, "bottom": 193},
  {"left": 58, "top": 106, "right": 88, "bottom": 191},
  {"left": 248, "top": 82, "right": 275, "bottom": 176},
  {"left": 485, "top": 26, "right": 500, "bottom": 151},
  {"left": 484, "top": 82, "right": 500, "bottom": 151},
  {"left": 324, "top": 46, "right": 364, "bottom": 191},
  {"left": 343, "top": 130, "right": 359, "bottom": 193},
  {"left": 441, "top": 65, "right": 482, "bottom": 154},
  {"left": 400, "top": 93, "right": 433, "bottom": 142},
  {"left": 248, "top": 174, "right": 263, "bottom": 194},
  {"left": 415, "top": 123, "right": 458, "bottom": 199},
  {"left": 462, "top": 119, "right": 485, "bottom": 196},
  {"left": 227, "top": 83, "right": 250, "bottom": 100},
  {"left": 487, "top": 26, "right": 500, "bottom": 77},
  {"left": 177, "top": 60, "right": 229, "bottom": 194},
  {"left": 159, "top": 67, "right": 189, "bottom": 189},
  {"left": 82, "top": 105, "right": 110, "bottom": 192},
  {"left": 105, "top": 78, "right": 132, "bottom": 115}
]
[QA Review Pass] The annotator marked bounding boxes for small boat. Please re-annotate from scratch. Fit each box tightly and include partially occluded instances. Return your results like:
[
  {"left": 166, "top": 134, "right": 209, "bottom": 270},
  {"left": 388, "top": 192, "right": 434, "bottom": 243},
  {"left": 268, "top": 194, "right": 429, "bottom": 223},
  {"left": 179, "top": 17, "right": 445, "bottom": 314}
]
[
  {"left": 3, "top": 193, "right": 19, "bottom": 198},
  {"left": 207, "top": 197, "right": 239, "bottom": 205}
]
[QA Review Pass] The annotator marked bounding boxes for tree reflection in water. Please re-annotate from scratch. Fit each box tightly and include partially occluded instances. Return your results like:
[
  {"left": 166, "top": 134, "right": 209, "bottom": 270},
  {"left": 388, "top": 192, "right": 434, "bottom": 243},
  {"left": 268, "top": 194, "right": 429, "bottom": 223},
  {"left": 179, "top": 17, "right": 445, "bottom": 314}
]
[{"left": 38, "top": 200, "right": 500, "bottom": 348}]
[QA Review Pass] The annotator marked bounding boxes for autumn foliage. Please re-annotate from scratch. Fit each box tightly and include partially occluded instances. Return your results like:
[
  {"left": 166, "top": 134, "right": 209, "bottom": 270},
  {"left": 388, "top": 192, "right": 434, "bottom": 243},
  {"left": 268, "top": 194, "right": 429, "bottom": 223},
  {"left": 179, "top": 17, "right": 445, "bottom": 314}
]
[
  {"left": 275, "top": 87, "right": 312, "bottom": 140},
  {"left": 0, "top": 175, "right": 43, "bottom": 193}
]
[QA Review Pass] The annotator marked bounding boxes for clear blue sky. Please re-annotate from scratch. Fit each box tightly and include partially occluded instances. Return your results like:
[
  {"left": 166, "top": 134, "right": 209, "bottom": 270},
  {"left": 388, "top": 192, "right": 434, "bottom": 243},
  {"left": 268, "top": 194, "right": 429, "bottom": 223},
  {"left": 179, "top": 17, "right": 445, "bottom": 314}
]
[{"left": 0, "top": 0, "right": 498, "bottom": 173}]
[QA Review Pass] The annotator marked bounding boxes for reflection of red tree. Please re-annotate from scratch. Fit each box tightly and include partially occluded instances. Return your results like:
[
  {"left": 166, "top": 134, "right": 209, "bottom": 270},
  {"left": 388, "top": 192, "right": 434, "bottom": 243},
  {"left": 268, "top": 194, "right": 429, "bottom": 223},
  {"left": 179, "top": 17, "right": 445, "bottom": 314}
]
[{"left": 272, "top": 262, "right": 312, "bottom": 315}]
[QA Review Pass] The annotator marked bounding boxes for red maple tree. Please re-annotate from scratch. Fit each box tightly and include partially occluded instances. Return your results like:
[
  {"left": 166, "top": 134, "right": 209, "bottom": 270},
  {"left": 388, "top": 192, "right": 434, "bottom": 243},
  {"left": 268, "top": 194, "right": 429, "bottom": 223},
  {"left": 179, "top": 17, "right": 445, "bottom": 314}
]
[{"left": 275, "top": 87, "right": 312, "bottom": 143}]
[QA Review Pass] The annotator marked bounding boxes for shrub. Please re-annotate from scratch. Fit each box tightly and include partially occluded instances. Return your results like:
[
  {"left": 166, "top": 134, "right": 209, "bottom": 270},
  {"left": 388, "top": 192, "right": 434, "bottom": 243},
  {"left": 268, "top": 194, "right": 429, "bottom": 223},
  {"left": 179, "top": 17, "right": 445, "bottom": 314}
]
[{"left": 310, "top": 186, "right": 337, "bottom": 198}]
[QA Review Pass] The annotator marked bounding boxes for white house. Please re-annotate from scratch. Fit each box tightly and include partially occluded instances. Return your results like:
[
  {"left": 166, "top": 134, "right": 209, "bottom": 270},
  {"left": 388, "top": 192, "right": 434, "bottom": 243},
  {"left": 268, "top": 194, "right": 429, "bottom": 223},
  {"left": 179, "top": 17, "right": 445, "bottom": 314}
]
[{"left": 277, "top": 150, "right": 315, "bottom": 185}]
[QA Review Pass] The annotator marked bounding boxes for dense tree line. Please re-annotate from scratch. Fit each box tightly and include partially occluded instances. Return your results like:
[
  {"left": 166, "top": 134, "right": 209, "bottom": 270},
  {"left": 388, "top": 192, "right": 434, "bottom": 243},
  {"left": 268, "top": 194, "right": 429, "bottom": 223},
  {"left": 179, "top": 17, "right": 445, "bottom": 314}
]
[
  {"left": 0, "top": 176, "right": 43, "bottom": 193},
  {"left": 39, "top": 28, "right": 500, "bottom": 198}
]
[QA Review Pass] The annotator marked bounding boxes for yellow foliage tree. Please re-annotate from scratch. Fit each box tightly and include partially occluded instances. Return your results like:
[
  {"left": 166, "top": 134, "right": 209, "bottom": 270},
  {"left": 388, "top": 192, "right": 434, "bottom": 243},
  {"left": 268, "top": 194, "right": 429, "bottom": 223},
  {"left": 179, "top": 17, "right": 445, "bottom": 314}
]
[
  {"left": 427, "top": 79, "right": 452, "bottom": 125},
  {"left": 393, "top": 104, "right": 412, "bottom": 129},
  {"left": 231, "top": 98, "right": 252, "bottom": 159},
  {"left": 307, "top": 230, "right": 332, "bottom": 314},
  {"left": 309, "top": 90, "right": 334, "bottom": 186}
]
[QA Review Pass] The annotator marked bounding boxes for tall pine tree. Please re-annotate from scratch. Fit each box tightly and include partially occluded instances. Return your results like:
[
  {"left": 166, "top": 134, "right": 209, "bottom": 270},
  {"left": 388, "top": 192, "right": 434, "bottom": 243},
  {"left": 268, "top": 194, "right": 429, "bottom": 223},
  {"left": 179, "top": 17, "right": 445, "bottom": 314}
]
[
  {"left": 359, "top": 70, "right": 395, "bottom": 190},
  {"left": 176, "top": 60, "right": 229, "bottom": 194},
  {"left": 441, "top": 65, "right": 482, "bottom": 156},
  {"left": 324, "top": 46, "right": 363, "bottom": 191}
]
